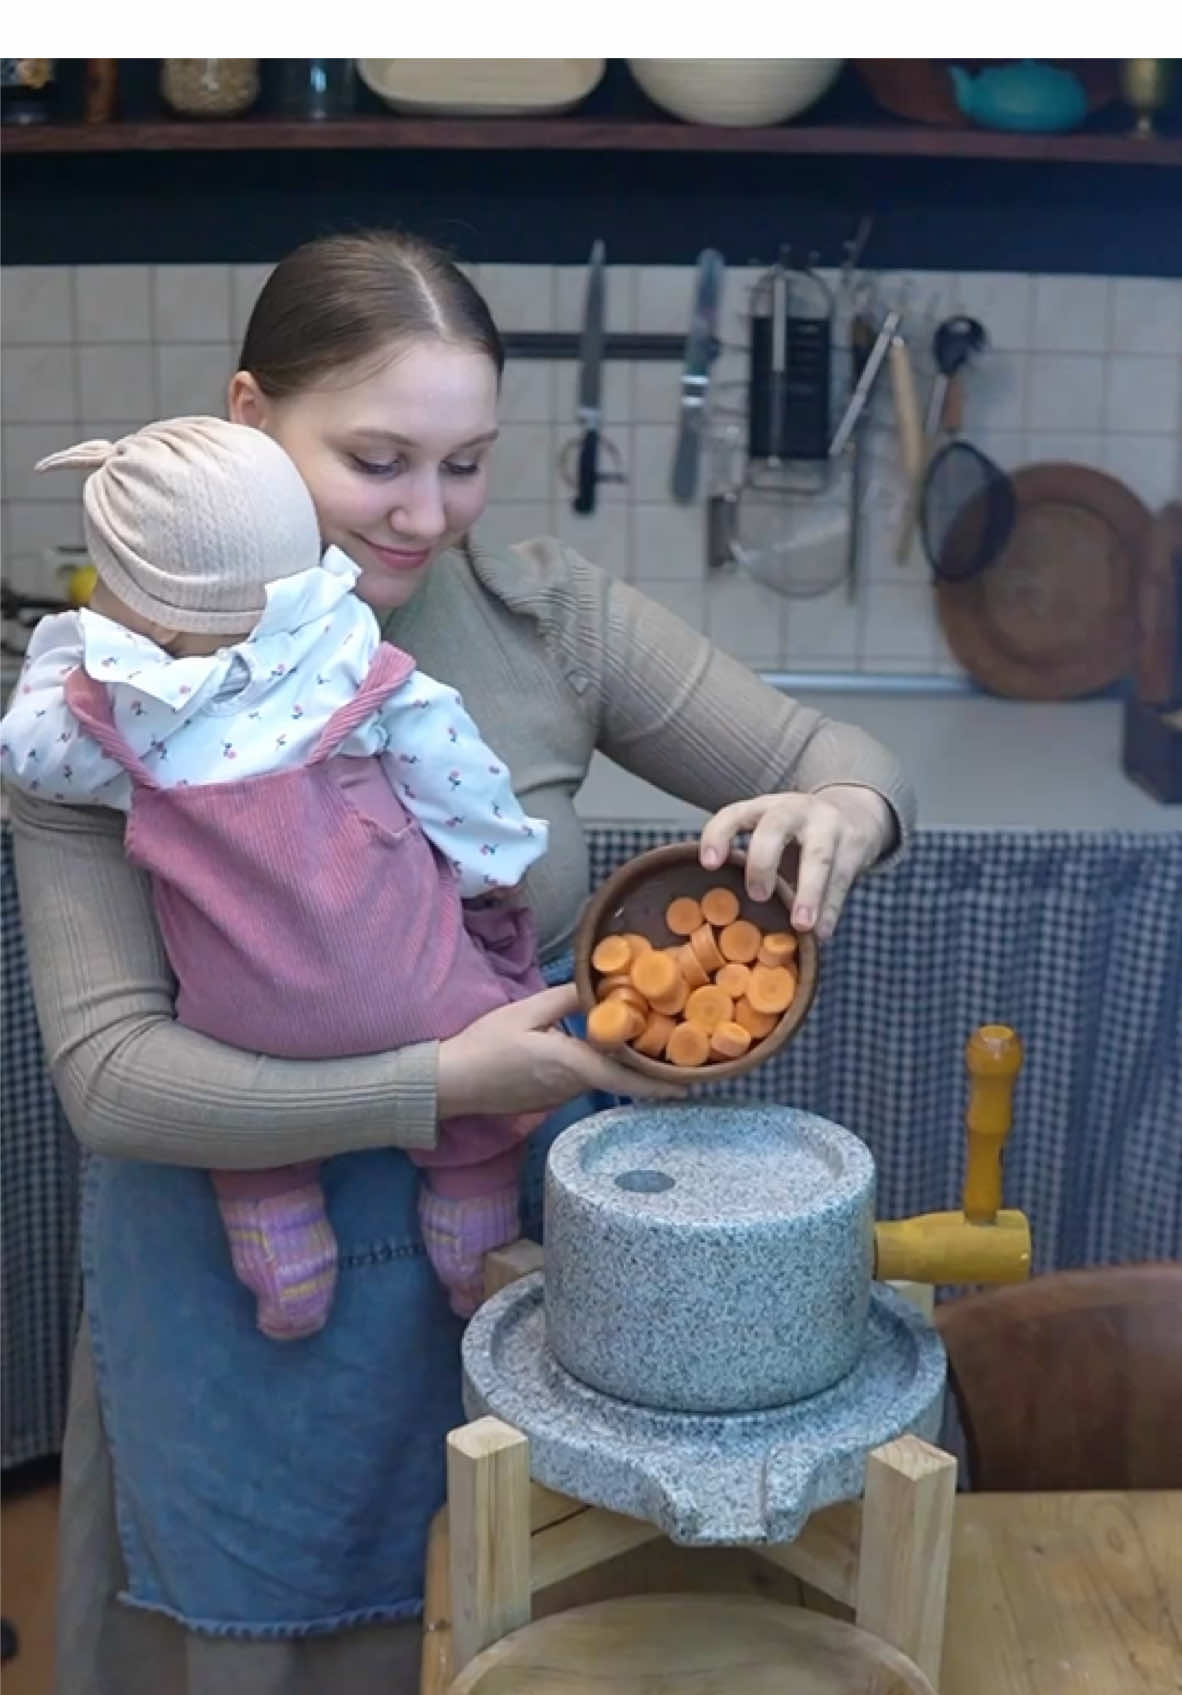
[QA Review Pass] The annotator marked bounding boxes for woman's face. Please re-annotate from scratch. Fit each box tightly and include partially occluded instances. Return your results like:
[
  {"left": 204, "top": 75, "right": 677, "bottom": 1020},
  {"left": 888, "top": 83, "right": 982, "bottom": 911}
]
[{"left": 228, "top": 339, "right": 500, "bottom": 615}]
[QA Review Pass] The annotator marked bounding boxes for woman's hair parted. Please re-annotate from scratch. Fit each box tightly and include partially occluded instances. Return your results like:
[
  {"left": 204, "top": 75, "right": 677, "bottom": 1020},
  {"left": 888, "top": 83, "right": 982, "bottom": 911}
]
[{"left": 238, "top": 230, "right": 505, "bottom": 398}]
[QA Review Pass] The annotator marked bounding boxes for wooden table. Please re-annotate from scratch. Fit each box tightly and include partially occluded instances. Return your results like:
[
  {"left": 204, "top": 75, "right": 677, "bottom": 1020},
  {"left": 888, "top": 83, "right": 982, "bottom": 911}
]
[
  {"left": 944, "top": 1492, "right": 1181, "bottom": 1694},
  {"left": 425, "top": 1488, "right": 1181, "bottom": 1694}
]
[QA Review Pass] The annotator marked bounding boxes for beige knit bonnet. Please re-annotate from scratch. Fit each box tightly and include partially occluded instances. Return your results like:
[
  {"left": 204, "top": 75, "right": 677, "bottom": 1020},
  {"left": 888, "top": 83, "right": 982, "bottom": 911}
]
[{"left": 36, "top": 416, "right": 322, "bottom": 634}]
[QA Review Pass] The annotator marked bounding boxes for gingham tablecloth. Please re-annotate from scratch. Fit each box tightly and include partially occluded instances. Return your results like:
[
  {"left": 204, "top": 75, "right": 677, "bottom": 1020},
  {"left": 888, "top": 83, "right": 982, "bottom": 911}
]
[{"left": 3, "top": 825, "right": 1180, "bottom": 1468}]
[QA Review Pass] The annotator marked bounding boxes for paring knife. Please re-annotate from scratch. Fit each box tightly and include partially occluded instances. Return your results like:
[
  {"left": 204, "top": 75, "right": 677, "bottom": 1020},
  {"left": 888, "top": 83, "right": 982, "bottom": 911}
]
[
  {"left": 572, "top": 239, "right": 606, "bottom": 515},
  {"left": 671, "top": 248, "right": 725, "bottom": 504}
]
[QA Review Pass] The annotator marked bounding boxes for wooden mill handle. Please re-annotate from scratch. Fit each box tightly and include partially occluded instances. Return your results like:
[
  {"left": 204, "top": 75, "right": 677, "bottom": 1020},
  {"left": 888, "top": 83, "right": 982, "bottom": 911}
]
[{"left": 962, "top": 1024, "right": 1023, "bottom": 1223}]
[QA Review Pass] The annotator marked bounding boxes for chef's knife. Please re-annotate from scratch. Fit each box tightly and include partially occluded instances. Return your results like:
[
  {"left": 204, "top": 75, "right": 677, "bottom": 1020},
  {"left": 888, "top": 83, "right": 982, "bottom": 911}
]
[
  {"left": 572, "top": 239, "right": 606, "bottom": 515},
  {"left": 671, "top": 248, "right": 725, "bottom": 504}
]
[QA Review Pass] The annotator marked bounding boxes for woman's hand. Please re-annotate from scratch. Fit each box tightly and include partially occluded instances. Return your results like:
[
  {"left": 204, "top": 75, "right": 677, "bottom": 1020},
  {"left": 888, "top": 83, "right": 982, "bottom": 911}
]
[
  {"left": 698, "top": 785, "right": 894, "bottom": 942},
  {"left": 436, "top": 984, "right": 686, "bottom": 1120}
]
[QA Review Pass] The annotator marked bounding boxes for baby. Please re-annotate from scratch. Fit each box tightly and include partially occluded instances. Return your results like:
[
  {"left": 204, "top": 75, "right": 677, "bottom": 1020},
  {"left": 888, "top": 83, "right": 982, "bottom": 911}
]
[{"left": 1, "top": 416, "right": 551, "bottom": 1337}]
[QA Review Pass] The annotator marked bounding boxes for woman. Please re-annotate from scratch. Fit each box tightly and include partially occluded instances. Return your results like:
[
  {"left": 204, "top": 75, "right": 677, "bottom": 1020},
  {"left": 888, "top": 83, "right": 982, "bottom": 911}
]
[{"left": 10, "top": 230, "right": 915, "bottom": 1695}]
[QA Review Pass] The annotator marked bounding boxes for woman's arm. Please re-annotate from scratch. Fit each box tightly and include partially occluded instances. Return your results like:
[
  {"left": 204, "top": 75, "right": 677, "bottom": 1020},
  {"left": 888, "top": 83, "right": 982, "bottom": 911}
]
[
  {"left": 589, "top": 574, "right": 915, "bottom": 937},
  {"left": 8, "top": 788, "right": 440, "bottom": 1167},
  {"left": 592, "top": 576, "right": 914, "bottom": 849}
]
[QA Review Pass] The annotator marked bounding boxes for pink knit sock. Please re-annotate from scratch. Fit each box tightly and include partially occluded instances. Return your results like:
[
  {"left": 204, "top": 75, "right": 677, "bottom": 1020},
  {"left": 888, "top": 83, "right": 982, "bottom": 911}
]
[
  {"left": 417, "top": 1183, "right": 521, "bottom": 1319},
  {"left": 212, "top": 1166, "right": 339, "bottom": 1341}
]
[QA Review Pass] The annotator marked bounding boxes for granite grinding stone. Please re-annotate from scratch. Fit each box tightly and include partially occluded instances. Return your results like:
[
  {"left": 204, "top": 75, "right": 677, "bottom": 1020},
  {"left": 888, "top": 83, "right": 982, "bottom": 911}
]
[
  {"left": 462, "top": 1275, "right": 947, "bottom": 1546},
  {"left": 543, "top": 1103, "right": 876, "bottom": 1413}
]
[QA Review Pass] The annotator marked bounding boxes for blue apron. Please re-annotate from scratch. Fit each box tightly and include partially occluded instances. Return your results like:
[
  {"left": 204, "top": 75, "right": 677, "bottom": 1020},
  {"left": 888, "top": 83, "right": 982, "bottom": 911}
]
[{"left": 85, "top": 954, "right": 621, "bottom": 1638}]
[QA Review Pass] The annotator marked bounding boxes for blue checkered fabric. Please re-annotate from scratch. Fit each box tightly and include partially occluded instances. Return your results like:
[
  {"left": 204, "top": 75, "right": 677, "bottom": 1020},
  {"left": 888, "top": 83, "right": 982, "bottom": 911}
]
[
  {"left": 2, "top": 827, "right": 81, "bottom": 1469},
  {"left": 2, "top": 824, "right": 1179, "bottom": 1468},
  {"left": 589, "top": 827, "right": 1182, "bottom": 1272}
]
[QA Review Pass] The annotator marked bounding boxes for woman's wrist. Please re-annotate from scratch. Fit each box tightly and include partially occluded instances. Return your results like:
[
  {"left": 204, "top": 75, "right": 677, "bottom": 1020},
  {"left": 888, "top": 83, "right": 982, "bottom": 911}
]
[
  {"left": 812, "top": 783, "right": 895, "bottom": 864},
  {"left": 434, "top": 1034, "right": 472, "bottom": 1122}
]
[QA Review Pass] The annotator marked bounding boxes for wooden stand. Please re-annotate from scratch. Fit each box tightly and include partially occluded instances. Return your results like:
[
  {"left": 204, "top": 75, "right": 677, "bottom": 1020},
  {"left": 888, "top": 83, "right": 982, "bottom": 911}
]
[{"left": 422, "top": 1245, "right": 957, "bottom": 1694}]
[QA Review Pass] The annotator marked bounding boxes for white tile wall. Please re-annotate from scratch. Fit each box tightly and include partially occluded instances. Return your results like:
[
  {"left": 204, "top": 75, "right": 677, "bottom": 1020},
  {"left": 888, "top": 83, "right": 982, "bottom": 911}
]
[{"left": 3, "top": 263, "right": 1179, "bottom": 681}]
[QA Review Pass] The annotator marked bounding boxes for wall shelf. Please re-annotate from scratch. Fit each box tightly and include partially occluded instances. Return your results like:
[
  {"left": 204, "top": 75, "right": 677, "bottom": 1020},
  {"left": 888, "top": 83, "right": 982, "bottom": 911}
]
[{"left": 5, "top": 116, "right": 1181, "bottom": 166}]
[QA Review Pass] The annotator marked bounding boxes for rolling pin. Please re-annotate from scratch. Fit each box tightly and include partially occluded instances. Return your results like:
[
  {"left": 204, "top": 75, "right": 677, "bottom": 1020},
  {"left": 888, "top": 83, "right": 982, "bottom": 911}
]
[
  {"left": 874, "top": 1023, "right": 1031, "bottom": 1285},
  {"left": 888, "top": 334, "right": 925, "bottom": 568}
]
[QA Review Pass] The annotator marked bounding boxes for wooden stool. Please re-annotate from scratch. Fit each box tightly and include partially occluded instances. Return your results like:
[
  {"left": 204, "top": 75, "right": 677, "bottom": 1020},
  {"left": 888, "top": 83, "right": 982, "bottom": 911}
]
[{"left": 422, "top": 1248, "right": 957, "bottom": 1694}]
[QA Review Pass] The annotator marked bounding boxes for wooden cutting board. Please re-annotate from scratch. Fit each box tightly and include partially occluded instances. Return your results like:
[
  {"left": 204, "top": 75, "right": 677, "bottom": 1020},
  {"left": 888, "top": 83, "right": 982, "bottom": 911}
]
[
  {"left": 1133, "top": 502, "right": 1182, "bottom": 706},
  {"left": 936, "top": 463, "right": 1151, "bottom": 700}
]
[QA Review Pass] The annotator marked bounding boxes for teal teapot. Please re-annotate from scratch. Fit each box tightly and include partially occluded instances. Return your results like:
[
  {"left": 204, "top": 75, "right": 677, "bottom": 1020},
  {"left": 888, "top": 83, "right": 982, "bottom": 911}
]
[{"left": 949, "top": 60, "right": 1089, "bottom": 132}]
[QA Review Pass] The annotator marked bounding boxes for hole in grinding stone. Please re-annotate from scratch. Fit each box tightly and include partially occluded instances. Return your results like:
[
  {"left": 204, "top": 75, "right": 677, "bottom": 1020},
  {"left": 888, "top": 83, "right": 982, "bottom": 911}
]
[{"left": 615, "top": 1168, "right": 675, "bottom": 1193}]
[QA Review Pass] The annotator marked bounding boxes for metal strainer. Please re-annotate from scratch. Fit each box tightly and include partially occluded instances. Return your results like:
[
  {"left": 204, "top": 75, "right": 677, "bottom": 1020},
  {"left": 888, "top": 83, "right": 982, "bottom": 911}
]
[{"left": 921, "top": 438, "right": 1018, "bottom": 583}]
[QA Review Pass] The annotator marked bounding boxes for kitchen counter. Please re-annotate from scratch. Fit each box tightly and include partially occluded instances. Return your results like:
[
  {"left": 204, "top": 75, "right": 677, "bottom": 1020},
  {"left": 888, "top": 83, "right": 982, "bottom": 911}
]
[{"left": 576, "top": 690, "right": 1182, "bottom": 832}]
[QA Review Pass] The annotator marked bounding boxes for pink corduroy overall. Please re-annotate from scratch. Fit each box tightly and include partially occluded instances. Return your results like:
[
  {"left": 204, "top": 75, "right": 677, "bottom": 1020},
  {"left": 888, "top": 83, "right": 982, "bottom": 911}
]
[{"left": 63, "top": 643, "right": 546, "bottom": 1199}]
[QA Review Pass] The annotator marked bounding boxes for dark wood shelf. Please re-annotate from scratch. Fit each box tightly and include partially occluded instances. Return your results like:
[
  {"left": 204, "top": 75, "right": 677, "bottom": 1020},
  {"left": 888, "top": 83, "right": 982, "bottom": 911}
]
[{"left": 5, "top": 115, "right": 1181, "bottom": 165}]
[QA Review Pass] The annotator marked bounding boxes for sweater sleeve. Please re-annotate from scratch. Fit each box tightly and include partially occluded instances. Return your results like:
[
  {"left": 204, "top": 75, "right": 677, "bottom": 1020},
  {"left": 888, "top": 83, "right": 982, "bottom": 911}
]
[
  {"left": 7, "top": 787, "right": 440, "bottom": 1167},
  {"left": 496, "top": 539, "right": 916, "bottom": 863}
]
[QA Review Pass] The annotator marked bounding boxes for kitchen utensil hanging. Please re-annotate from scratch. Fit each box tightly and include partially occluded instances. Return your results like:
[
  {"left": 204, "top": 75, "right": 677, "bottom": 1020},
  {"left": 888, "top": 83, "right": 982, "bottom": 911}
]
[
  {"left": 747, "top": 248, "right": 833, "bottom": 471},
  {"left": 671, "top": 249, "right": 726, "bottom": 504},
  {"left": 921, "top": 435, "right": 1017, "bottom": 582},
  {"left": 895, "top": 314, "right": 988, "bottom": 563},
  {"left": 728, "top": 252, "right": 845, "bottom": 596},
  {"left": 935, "top": 461, "right": 1148, "bottom": 699},
  {"left": 558, "top": 240, "right": 627, "bottom": 515}
]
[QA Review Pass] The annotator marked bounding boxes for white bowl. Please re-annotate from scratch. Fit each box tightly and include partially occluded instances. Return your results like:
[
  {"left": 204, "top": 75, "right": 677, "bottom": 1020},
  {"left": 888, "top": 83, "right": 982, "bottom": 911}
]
[{"left": 629, "top": 58, "right": 843, "bottom": 127}]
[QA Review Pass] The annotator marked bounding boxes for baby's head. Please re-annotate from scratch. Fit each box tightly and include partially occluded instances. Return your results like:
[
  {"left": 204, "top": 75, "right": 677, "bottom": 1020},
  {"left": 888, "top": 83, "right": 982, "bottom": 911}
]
[{"left": 36, "top": 417, "right": 321, "bottom": 655}]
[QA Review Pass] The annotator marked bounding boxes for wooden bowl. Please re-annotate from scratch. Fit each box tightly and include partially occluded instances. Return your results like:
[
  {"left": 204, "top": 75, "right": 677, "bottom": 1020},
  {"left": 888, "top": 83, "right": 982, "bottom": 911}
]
[{"left": 573, "top": 842, "right": 820, "bottom": 1084}]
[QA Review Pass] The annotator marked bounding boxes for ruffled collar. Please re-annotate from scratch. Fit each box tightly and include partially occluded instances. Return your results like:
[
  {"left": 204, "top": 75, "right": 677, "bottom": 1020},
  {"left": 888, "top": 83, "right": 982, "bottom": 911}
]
[{"left": 79, "top": 548, "right": 362, "bottom": 711}]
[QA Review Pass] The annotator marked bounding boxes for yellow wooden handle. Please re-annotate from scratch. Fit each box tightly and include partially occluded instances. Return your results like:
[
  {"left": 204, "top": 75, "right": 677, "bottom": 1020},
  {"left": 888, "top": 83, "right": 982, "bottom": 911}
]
[
  {"left": 874, "top": 1210, "right": 1030, "bottom": 1284},
  {"left": 962, "top": 1024, "right": 1023, "bottom": 1224}
]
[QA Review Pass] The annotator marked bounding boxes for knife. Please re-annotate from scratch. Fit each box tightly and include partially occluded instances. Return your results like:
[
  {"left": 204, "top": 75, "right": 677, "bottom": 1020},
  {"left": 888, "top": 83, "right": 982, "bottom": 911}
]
[
  {"left": 827, "top": 307, "right": 900, "bottom": 457},
  {"left": 572, "top": 239, "right": 606, "bottom": 515},
  {"left": 671, "top": 248, "right": 725, "bottom": 504}
]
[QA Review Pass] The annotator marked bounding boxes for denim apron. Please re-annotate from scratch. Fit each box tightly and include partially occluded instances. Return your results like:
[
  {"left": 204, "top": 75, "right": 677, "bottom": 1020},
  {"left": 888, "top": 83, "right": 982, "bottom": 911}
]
[{"left": 85, "top": 950, "right": 620, "bottom": 1638}]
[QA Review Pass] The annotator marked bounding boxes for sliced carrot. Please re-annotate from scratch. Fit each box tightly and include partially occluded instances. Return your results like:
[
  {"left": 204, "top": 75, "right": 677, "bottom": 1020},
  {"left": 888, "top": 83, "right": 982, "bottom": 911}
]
[
  {"left": 734, "top": 996, "right": 778, "bottom": 1039},
  {"left": 649, "top": 974, "right": 689, "bottom": 1017},
  {"left": 630, "top": 948, "right": 679, "bottom": 1003},
  {"left": 709, "top": 1020, "right": 753, "bottom": 1060},
  {"left": 591, "top": 934, "right": 632, "bottom": 975},
  {"left": 675, "top": 943, "right": 709, "bottom": 989},
  {"left": 758, "top": 930, "right": 798, "bottom": 967},
  {"left": 587, "top": 999, "right": 644, "bottom": 1049},
  {"left": 621, "top": 931, "right": 653, "bottom": 958},
  {"left": 665, "top": 896, "right": 704, "bottom": 937},
  {"left": 664, "top": 1021, "right": 711, "bottom": 1067},
  {"left": 595, "top": 971, "right": 634, "bottom": 998},
  {"left": 700, "top": 886, "right": 740, "bottom": 927},
  {"left": 718, "top": 920, "right": 763, "bottom": 964},
  {"left": 684, "top": 984, "right": 735, "bottom": 1032},
  {"left": 747, "top": 964, "right": 797, "bottom": 1015},
  {"left": 714, "top": 961, "right": 752, "bottom": 999},
  {"left": 689, "top": 922, "right": 725, "bottom": 974},
  {"left": 631, "top": 1010, "right": 677, "bottom": 1058},
  {"left": 605, "top": 984, "right": 649, "bottom": 1014}
]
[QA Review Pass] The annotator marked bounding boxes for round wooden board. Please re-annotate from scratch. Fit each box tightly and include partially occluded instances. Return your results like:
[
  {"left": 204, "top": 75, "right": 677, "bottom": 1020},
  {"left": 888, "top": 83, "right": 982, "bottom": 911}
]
[
  {"left": 449, "top": 1592, "right": 937, "bottom": 1692},
  {"left": 935, "top": 462, "right": 1150, "bottom": 700}
]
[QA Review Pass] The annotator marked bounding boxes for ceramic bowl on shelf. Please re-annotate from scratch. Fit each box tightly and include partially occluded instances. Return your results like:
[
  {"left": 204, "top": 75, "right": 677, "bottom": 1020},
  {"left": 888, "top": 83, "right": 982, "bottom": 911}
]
[
  {"left": 572, "top": 841, "right": 820, "bottom": 1084},
  {"left": 627, "top": 59, "right": 843, "bottom": 127},
  {"left": 355, "top": 59, "right": 605, "bottom": 117}
]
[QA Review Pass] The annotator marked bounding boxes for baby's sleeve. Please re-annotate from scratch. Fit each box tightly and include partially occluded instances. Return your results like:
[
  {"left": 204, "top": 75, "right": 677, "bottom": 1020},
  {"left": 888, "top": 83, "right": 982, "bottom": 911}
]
[
  {"left": 0, "top": 615, "right": 129, "bottom": 807},
  {"left": 376, "top": 670, "right": 549, "bottom": 898}
]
